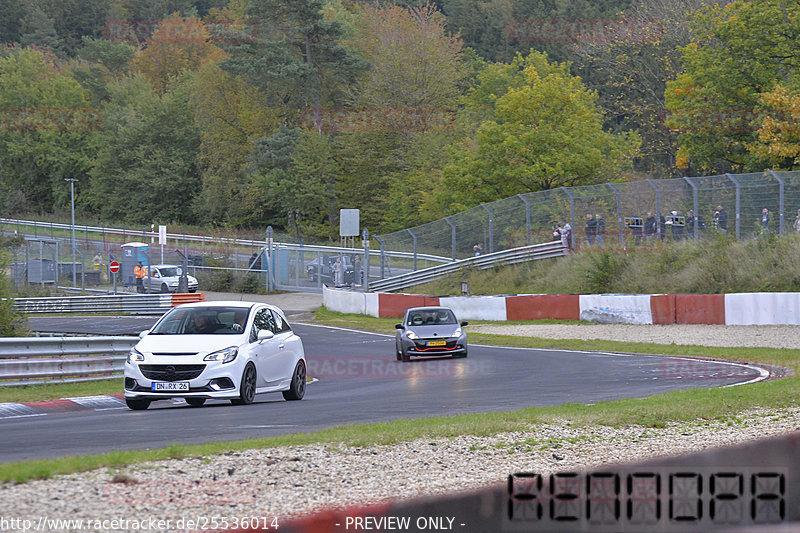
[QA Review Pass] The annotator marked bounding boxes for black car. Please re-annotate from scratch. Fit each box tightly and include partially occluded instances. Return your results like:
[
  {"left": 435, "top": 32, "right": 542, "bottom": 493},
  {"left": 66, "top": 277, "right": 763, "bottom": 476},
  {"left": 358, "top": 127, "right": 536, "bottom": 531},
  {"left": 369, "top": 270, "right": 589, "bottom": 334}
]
[{"left": 306, "top": 255, "right": 355, "bottom": 285}]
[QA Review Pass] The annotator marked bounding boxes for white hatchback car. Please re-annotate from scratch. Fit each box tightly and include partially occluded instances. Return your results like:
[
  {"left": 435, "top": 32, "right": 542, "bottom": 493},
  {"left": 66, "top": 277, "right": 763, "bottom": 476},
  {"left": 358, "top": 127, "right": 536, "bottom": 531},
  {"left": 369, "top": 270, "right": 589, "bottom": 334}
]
[
  {"left": 142, "top": 264, "right": 199, "bottom": 293},
  {"left": 124, "top": 301, "right": 306, "bottom": 410}
]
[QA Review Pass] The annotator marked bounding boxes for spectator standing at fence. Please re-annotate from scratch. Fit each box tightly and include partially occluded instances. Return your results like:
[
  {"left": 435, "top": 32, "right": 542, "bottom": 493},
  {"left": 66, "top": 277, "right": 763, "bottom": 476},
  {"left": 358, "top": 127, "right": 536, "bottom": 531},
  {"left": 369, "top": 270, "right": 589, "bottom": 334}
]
[
  {"left": 134, "top": 261, "right": 146, "bottom": 293},
  {"left": 644, "top": 212, "right": 657, "bottom": 241},
  {"left": 560, "top": 222, "right": 572, "bottom": 251},
  {"left": 334, "top": 255, "right": 343, "bottom": 286},
  {"left": 595, "top": 214, "right": 606, "bottom": 247},
  {"left": 686, "top": 210, "right": 694, "bottom": 239},
  {"left": 793, "top": 209, "right": 800, "bottom": 233},
  {"left": 584, "top": 214, "right": 596, "bottom": 246},
  {"left": 552, "top": 225, "right": 561, "bottom": 242},
  {"left": 760, "top": 208, "right": 771, "bottom": 235},
  {"left": 353, "top": 254, "right": 362, "bottom": 285},
  {"left": 713, "top": 205, "right": 727, "bottom": 233},
  {"left": 249, "top": 252, "right": 261, "bottom": 271}
]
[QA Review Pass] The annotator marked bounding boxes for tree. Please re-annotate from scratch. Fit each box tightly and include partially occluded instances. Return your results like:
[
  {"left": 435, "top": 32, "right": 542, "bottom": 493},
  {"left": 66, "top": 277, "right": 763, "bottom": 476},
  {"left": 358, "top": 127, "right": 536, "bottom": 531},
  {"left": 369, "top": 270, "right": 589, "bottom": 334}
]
[
  {"left": 572, "top": 0, "right": 707, "bottom": 177},
  {"left": 0, "top": 238, "right": 27, "bottom": 337},
  {"left": 132, "top": 13, "right": 225, "bottom": 93},
  {"left": 750, "top": 85, "right": 800, "bottom": 169},
  {"left": 0, "top": 48, "right": 96, "bottom": 214},
  {"left": 72, "top": 37, "right": 136, "bottom": 105},
  {"left": 190, "top": 61, "right": 281, "bottom": 225},
  {"left": 439, "top": 51, "right": 640, "bottom": 210},
  {"left": 221, "top": 0, "right": 365, "bottom": 128},
  {"left": 87, "top": 75, "right": 203, "bottom": 224},
  {"left": 665, "top": 0, "right": 800, "bottom": 173},
  {"left": 346, "top": 3, "right": 464, "bottom": 111}
]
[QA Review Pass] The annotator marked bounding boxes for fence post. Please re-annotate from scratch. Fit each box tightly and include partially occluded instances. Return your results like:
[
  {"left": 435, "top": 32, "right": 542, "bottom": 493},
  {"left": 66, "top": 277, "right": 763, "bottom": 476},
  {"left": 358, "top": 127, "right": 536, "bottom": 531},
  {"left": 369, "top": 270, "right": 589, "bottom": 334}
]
[
  {"left": 769, "top": 170, "right": 785, "bottom": 234},
  {"left": 606, "top": 183, "right": 623, "bottom": 247},
  {"left": 265, "top": 226, "right": 273, "bottom": 292},
  {"left": 725, "top": 173, "right": 741, "bottom": 239},
  {"left": 646, "top": 179, "right": 661, "bottom": 239},
  {"left": 407, "top": 228, "right": 418, "bottom": 271},
  {"left": 444, "top": 217, "right": 457, "bottom": 261},
  {"left": 517, "top": 193, "right": 532, "bottom": 246},
  {"left": 683, "top": 177, "right": 700, "bottom": 238},
  {"left": 374, "top": 235, "right": 386, "bottom": 279},
  {"left": 362, "top": 228, "right": 370, "bottom": 292},
  {"left": 480, "top": 203, "right": 494, "bottom": 254}
]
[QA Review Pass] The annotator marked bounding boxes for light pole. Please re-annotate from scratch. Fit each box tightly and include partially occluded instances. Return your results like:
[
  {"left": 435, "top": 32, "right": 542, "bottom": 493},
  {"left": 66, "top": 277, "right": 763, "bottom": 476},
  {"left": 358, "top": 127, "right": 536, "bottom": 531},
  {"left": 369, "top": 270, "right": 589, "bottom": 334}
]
[{"left": 65, "top": 178, "right": 78, "bottom": 287}]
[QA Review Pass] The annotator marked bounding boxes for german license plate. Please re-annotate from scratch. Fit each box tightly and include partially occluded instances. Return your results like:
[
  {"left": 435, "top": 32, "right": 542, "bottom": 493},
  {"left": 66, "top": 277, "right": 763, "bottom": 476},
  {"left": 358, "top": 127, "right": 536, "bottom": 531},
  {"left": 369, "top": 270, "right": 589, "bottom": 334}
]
[
  {"left": 152, "top": 382, "right": 189, "bottom": 391},
  {"left": 427, "top": 340, "right": 447, "bottom": 347}
]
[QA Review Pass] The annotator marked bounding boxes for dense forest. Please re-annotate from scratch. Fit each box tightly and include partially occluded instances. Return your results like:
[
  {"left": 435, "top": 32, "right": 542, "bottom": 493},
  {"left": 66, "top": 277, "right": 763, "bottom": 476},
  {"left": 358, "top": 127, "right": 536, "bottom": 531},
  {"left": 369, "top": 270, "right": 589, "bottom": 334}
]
[{"left": 1, "top": 0, "right": 799, "bottom": 240}]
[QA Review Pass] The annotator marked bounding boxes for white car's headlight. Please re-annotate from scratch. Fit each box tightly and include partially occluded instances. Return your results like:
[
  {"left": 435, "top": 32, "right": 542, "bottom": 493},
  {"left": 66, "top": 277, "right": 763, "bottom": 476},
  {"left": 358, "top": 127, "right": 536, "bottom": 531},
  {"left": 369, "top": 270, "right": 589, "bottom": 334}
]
[
  {"left": 128, "top": 348, "right": 144, "bottom": 363},
  {"left": 406, "top": 330, "right": 419, "bottom": 340},
  {"left": 452, "top": 328, "right": 463, "bottom": 337},
  {"left": 203, "top": 346, "right": 238, "bottom": 363}
]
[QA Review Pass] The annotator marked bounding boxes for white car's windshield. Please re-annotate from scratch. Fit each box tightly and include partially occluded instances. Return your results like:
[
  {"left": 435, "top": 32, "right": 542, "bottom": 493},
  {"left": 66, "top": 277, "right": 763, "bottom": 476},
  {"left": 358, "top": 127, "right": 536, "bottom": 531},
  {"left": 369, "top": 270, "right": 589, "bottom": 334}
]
[
  {"left": 406, "top": 309, "right": 457, "bottom": 326},
  {"left": 158, "top": 267, "right": 181, "bottom": 277},
  {"left": 150, "top": 307, "right": 249, "bottom": 335}
]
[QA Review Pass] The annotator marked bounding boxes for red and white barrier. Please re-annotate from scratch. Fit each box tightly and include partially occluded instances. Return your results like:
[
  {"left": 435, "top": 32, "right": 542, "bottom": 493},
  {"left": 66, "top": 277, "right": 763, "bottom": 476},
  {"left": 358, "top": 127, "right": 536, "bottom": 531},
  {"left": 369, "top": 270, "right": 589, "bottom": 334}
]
[{"left": 322, "top": 287, "right": 800, "bottom": 325}]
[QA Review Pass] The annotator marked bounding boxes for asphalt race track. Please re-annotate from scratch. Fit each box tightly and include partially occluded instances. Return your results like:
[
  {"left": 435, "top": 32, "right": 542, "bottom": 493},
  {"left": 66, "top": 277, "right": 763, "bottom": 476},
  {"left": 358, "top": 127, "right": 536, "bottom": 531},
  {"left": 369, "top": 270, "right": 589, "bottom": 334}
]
[{"left": 1, "top": 318, "right": 764, "bottom": 463}]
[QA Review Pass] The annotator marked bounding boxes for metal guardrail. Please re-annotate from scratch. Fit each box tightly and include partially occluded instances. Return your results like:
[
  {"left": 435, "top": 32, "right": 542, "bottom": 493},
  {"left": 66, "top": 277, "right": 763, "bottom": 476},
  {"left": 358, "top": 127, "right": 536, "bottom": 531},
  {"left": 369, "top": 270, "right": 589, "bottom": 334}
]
[
  {"left": 1, "top": 218, "right": 452, "bottom": 264},
  {"left": 11, "top": 293, "right": 198, "bottom": 315},
  {"left": 369, "top": 241, "right": 568, "bottom": 292},
  {"left": 0, "top": 336, "right": 138, "bottom": 386}
]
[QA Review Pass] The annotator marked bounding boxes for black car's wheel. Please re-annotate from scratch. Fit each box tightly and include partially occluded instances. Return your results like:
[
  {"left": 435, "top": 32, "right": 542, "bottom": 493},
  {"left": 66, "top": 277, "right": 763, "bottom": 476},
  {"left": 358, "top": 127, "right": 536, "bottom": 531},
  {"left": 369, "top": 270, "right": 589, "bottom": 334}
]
[
  {"left": 282, "top": 360, "right": 306, "bottom": 401},
  {"left": 125, "top": 398, "right": 150, "bottom": 410},
  {"left": 231, "top": 364, "right": 256, "bottom": 405},
  {"left": 186, "top": 398, "right": 206, "bottom": 407},
  {"left": 160, "top": 283, "right": 169, "bottom": 293},
  {"left": 401, "top": 350, "right": 411, "bottom": 362}
]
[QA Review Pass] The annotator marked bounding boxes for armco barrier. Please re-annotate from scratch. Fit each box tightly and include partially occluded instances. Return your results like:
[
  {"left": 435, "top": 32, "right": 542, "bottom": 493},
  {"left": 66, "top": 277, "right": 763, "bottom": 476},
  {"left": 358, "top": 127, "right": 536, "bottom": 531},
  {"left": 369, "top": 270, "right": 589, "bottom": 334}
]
[
  {"left": 324, "top": 287, "right": 800, "bottom": 325},
  {"left": 0, "top": 336, "right": 138, "bottom": 386},
  {"left": 12, "top": 292, "right": 204, "bottom": 315},
  {"left": 262, "top": 432, "right": 800, "bottom": 532}
]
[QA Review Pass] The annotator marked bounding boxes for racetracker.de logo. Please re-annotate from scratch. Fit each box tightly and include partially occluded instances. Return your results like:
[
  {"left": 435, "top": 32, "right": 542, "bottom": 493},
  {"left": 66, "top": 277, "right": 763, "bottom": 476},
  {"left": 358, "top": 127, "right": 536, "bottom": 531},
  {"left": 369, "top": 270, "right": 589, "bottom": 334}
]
[
  {"left": 507, "top": 18, "right": 663, "bottom": 43},
  {"left": 300, "top": 107, "right": 456, "bottom": 132},
  {"left": 306, "top": 356, "right": 494, "bottom": 379},
  {"left": 0, "top": 108, "right": 102, "bottom": 131},
  {"left": 104, "top": 19, "right": 259, "bottom": 44}
]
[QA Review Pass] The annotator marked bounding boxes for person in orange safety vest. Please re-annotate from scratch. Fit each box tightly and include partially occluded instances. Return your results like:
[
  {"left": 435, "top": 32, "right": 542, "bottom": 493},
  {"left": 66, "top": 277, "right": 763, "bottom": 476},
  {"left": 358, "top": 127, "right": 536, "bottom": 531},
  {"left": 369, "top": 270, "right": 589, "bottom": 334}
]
[{"left": 134, "top": 261, "right": 146, "bottom": 293}]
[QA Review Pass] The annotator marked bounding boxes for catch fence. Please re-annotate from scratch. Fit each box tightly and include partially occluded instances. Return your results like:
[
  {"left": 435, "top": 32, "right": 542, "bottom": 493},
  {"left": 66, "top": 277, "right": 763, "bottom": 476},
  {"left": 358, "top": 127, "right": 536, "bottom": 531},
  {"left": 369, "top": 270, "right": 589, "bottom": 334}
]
[{"left": 376, "top": 170, "right": 800, "bottom": 257}]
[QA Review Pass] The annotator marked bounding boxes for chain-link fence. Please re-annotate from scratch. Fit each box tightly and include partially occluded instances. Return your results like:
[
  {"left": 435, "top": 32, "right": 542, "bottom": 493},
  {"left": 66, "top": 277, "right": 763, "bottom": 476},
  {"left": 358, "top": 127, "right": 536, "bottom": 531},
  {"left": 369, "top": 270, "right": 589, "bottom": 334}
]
[{"left": 376, "top": 171, "right": 800, "bottom": 257}]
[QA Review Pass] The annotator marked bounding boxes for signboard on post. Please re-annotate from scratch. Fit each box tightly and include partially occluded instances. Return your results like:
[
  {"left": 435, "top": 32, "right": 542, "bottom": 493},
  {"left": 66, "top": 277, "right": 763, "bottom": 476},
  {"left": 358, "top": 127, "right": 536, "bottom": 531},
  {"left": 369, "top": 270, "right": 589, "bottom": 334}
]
[
  {"left": 340, "top": 209, "right": 360, "bottom": 237},
  {"left": 158, "top": 225, "right": 167, "bottom": 264},
  {"left": 109, "top": 261, "right": 120, "bottom": 273},
  {"left": 340, "top": 209, "right": 360, "bottom": 249}
]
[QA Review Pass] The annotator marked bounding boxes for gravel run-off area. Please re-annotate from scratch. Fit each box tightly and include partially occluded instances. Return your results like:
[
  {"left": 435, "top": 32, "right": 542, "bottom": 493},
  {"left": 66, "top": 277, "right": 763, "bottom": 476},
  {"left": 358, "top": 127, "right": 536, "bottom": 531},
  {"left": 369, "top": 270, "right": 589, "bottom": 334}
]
[{"left": 1, "top": 323, "right": 799, "bottom": 531}]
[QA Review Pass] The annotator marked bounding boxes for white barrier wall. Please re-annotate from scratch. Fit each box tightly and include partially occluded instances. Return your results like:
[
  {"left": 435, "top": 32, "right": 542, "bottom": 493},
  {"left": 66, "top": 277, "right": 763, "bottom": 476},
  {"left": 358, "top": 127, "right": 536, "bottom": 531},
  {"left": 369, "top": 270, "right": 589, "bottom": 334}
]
[
  {"left": 440, "top": 296, "right": 507, "bottom": 321},
  {"left": 322, "top": 286, "right": 372, "bottom": 315},
  {"left": 725, "top": 292, "right": 800, "bottom": 325},
  {"left": 579, "top": 294, "right": 654, "bottom": 325}
]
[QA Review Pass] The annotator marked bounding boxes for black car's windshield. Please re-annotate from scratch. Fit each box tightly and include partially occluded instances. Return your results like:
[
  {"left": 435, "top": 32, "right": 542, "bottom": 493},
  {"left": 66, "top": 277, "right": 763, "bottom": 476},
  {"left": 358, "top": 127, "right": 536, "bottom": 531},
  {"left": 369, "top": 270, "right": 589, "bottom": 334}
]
[
  {"left": 158, "top": 267, "right": 181, "bottom": 277},
  {"left": 150, "top": 306, "right": 249, "bottom": 335},
  {"left": 406, "top": 309, "right": 457, "bottom": 326}
]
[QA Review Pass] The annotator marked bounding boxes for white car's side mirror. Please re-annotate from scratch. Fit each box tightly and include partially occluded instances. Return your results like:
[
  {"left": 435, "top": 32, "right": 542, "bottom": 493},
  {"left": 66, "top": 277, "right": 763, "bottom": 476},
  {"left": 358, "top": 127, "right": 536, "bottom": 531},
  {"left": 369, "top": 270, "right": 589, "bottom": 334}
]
[
  {"left": 257, "top": 330, "right": 274, "bottom": 341},
  {"left": 138, "top": 329, "right": 150, "bottom": 339}
]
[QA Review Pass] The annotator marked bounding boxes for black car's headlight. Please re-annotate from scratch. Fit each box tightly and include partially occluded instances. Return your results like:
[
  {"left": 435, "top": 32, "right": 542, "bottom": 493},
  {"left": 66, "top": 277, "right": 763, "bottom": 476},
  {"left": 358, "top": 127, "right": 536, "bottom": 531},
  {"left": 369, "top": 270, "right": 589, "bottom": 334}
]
[
  {"left": 406, "top": 330, "right": 419, "bottom": 340},
  {"left": 128, "top": 348, "right": 144, "bottom": 363},
  {"left": 203, "top": 346, "right": 238, "bottom": 363},
  {"left": 452, "top": 328, "right": 463, "bottom": 338}
]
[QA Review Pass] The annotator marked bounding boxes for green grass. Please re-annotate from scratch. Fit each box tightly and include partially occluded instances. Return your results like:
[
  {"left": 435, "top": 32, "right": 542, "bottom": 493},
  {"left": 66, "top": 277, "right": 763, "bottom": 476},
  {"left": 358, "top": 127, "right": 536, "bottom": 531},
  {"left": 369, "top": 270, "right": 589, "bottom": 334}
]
[{"left": 1, "top": 308, "right": 798, "bottom": 483}]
